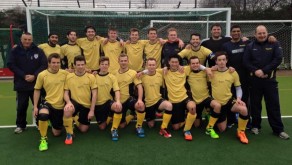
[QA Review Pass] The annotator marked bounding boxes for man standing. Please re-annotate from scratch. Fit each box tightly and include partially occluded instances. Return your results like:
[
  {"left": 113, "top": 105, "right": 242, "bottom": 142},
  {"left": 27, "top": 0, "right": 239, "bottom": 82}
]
[
  {"left": 102, "top": 27, "right": 124, "bottom": 73},
  {"left": 124, "top": 28, "right": 146, "bottom": 71},
  {"left": 76, "top": 26, "right": 103, "bottom": 72},
  {"left": 223, "top": 25, "right": 250, "bottom": 107},
  {"left": 161, "top": 28, "right": 184, "bottom": 67},
  {"left": 179, "top": 33, "right": 214, "bottom": 65},
  {"left": 33, "top": 53, "right": 68, "bottom": 151},
  {"left": 144, "top": 27, "right": 163, "bottom": 68},
  {"left": 243, "top": 25, "right": 289, "bottom": 139},
  {"left": 201, "top": 23, "right": 231, "bottom": 67},
  {"left": 60, "top": 30, "right": 81, "bottom": 69},
  {"left": 7, "top": 32, "right": 47, "bottom": 133},
  {"left": 38, "top": 32, "right": 61, "bottom": 58}
]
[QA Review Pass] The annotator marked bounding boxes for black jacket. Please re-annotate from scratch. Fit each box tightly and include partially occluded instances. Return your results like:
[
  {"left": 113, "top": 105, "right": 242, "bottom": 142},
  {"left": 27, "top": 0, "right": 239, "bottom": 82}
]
[
  {"left": 7, "top": 42, "right": 48, "bottom": 91},
  {"left": 243, "top": 40, "right": 282, "bottom": 78}
]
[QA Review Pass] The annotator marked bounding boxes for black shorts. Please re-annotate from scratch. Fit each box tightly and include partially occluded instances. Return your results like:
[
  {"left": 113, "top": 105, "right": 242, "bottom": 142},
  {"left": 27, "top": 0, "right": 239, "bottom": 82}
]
[
  {"left": 121, "top": 97, "right": 137, "bottom": 123},
  {"left": 39, "top": 102, "right": 64, "bottom": 130},
  {"left": 94, "top": 100, "right": 114, "bottom": 124},
  {"left": 217, "top": 98, "right": 236, "bottom": 123},
  {"left": 145, "top": 99, "right": 165, "bottom": 122},
  {"left": 171, "top": 97, "right": 193, "bottom": 125},
  {"left": 71, "top": 100, "right": 90, "bottom": 125},
  {"left": 196, "top": 97, "right": 213, "bottom": 120}
]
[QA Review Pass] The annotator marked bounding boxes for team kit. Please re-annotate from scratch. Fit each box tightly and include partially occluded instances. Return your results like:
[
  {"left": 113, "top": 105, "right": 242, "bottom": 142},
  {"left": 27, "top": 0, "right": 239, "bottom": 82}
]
[{"left": 8, "top": 24, "right": 289, "bottom": 152}]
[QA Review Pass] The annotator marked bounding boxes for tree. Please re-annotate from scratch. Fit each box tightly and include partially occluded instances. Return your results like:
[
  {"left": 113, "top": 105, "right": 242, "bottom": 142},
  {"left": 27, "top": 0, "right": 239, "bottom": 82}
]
[{"left": 0, "top": 7, "right": 26, "bottom": 28}]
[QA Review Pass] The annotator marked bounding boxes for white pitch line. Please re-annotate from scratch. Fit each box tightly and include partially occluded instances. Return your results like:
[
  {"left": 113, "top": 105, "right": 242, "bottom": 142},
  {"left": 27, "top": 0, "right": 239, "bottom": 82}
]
[{"left": 1, "top": 116, "right": 292, "bottom": 128}]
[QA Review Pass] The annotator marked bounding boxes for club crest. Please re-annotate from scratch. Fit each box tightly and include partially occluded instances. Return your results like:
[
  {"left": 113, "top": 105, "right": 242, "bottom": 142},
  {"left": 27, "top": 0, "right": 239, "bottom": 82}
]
[{"left": 34, "top": 54, "right": 39, "bottom": 59}]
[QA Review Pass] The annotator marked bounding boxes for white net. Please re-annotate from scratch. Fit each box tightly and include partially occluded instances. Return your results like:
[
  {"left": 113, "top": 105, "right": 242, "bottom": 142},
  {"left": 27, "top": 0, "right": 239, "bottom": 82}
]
[
  {"left": 26, "top": 7, "right": 230, "bottom": 44},
  {"left": 152, "top": 20, "right": 292, "bottom": 69}
]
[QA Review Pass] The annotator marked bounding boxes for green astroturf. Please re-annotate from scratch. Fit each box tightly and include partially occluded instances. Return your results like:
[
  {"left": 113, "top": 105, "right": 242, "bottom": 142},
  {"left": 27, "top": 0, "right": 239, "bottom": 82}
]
[{"left": 0, "top": 119, "right": 291, "bottom": 165}]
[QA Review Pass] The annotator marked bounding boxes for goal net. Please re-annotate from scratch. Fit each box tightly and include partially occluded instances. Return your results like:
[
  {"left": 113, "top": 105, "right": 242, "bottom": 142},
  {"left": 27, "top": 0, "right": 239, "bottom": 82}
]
[
  {"left": 26, "top": 7, "right": 231, "bottom": 44},
  {"left": 151, "top": 20, "right": 292, "bottom": 69}
]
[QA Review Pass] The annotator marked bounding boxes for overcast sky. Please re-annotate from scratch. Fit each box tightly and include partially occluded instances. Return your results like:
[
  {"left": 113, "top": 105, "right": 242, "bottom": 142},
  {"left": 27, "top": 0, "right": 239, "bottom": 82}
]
[{"left": 0, "top": 0, "right": 201, "bottom": 10}]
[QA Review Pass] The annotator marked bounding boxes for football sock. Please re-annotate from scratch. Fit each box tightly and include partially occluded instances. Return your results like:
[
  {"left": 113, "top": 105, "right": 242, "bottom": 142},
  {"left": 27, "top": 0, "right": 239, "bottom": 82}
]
[
  {"left": 63, "top": 117, "right": 73, "bottom": 135},
  {"left": 106, "top": 116, "right": 113, "bottom": 125},
  {"left": 125, "top": 114, "right": 135, "bottom": 125},
  {"left": 237, "top": 115, "right": 249, "bottom": 132},
  {"left": 39, "top": 120, "right": 48, "bottom": 137},
  {"left": 184, "top": 112, "right": 197, "bottom": 131},
  {"left": 207, "top": 111, "right": 220, "bottom": 128},
  {"left": 112, "top": 113, "right": 122, "bottom": 131},
  {"left": 161, "top": 112, "right": 172, "bottom": 129},
  {"left": 136, "top": 110, "right": 145, "bottom": 128},
  {"left": 207, "top": 116, "right": 219, "bottom": 128},
  {"left": 73, "top": 115, "right": 80, "bottom": 127}
]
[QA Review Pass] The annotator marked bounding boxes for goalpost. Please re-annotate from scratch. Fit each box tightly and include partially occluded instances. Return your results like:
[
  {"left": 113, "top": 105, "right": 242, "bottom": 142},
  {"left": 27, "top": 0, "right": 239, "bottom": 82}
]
[{"left": 26, "top": 7, "right": 231, "bottom": 44}]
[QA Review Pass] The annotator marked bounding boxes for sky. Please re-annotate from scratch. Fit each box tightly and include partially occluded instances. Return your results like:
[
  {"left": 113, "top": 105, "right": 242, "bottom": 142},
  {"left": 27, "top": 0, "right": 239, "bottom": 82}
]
[{"left": 0, "top": 0, "right": 202, "bottom": 11}]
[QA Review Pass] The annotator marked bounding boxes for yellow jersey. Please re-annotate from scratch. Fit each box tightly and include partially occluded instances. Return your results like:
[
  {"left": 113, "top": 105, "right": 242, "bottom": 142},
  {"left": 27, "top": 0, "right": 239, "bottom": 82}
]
[
  {"left": 141, "top": 71, "right": 163, "bottom": 107},
  {"left": 60, "top": 44, "right": 81, "bottom": 68},
  {"left": 34, "top": 69, "right": 68, "bottom": 109},
  {"left": 64, "top": 72, "right": 97, "bottom": 108},
  {"left": 210, "top": 70, "right": 241, "bottom": 105},
  {"left": 164, "top": 70, "right": 188, "bottom": 103},
  {"left": 102, "top": 41, "right": 124, "bottom": 73},
  {"left": 95, "top": 73, "right": 120, "bottom": 105},
  {"left": 112, "top": 69, "right": 141, "bottom": 103},
  {"left": 76, "top": 37, "right": 104, "bottom": 70},
  {"left": 178, "top": 46, "right": 212, "bottom": 65},
  {"left": 38, "top": 43, "right": 61, "bottom": 58}
]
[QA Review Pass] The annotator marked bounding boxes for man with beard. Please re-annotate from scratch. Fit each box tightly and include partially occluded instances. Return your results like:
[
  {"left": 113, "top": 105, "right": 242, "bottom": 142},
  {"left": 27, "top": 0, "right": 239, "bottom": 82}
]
[{"left": 38, "top": 32, "right": 61, "bottom": 58}]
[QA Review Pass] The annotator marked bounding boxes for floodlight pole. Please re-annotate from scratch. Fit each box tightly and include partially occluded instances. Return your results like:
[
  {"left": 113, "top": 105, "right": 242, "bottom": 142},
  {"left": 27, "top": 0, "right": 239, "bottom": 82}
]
[
  {"left": 26, "top": 8, "right": 32, "bottom": 33},
  {"left": 77, "top": 0, "right": 80, "bottom": 8},
  {"left": 226, "top": 8, "right": 231, "bottom": 36},
  {"left": 93, "top": 0, "right": 95, "bottom": 8},
  {"left": 206, "top": 17, "right": 209, "bottom": 38},
  {"left": 177, "top": 1, "right": 181, "bottom": 8},
  {"left": 46, "top": 15, "right": 50, "bottom": 36},
  {"left": 21, "top": 0, "right": 27, "bottom": 7}
]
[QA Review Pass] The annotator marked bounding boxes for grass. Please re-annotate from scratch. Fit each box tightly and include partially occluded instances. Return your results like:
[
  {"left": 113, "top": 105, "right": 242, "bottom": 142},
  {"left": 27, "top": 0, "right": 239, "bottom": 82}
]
[{"left": 0, "top": 119, "right": 292, "bottom": 165}]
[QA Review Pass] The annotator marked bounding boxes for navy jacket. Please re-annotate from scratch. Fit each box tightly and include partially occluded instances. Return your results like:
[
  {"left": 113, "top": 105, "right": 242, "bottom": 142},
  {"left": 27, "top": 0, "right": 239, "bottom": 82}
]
[
  {"left": 7, "top": 43, "right": 48, "bottom": 91},
  {"left": 223, "top": 39, "right": 250, "bottom": 80},
  {"left": 243, "top": 40, "right": 282, "bottom": 78},
  {"left": 161, "top": 41, "right": 182, "bottom": 67}
]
